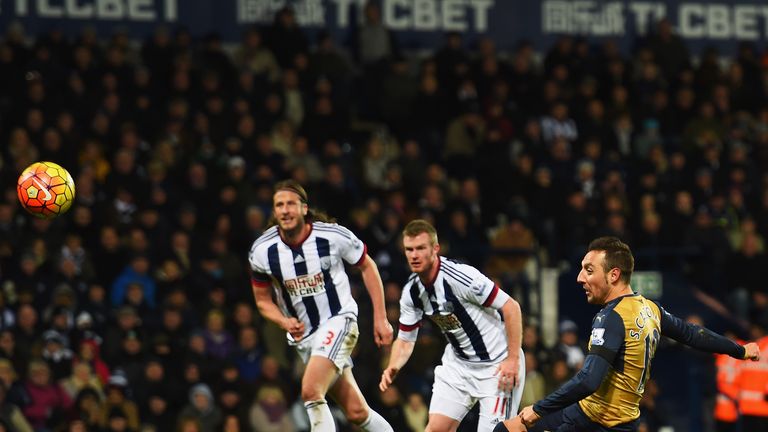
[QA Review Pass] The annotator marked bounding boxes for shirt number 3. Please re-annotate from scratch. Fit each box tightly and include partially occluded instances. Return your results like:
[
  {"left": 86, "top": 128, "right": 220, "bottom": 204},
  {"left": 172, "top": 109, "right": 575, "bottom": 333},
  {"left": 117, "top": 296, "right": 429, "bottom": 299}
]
[{"left": 323, "top": 330, "right": 335, "bottom": 345}]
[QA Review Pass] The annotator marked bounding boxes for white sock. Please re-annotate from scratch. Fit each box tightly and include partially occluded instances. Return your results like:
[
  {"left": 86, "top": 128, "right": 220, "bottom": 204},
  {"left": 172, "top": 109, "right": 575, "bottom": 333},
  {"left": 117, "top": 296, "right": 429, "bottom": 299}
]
[
  {"left": 359, "top": 409, "right": 394, "bottom": 432},
  {"left": 304, "top": 399, "right": 335, "bottom": 432}
]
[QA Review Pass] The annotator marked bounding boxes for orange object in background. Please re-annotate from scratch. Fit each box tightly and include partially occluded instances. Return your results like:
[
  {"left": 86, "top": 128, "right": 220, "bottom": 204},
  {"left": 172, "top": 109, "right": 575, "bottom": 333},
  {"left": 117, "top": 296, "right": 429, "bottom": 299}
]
[
  {"left": 736, "top": 336, "right": 768, "bottom": 417},
  {"left": 714, "top": 349, "right": 742, "bottom": 422}
]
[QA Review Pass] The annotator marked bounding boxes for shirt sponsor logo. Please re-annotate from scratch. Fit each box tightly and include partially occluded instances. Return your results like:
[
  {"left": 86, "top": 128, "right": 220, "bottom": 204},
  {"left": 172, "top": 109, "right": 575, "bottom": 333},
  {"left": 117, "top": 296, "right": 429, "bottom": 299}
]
[
  {"left": 431, "top": 313, "right": 462, "bottom": 331},
  {"left": 285, "top": 273, "right": 326, "bottom": 297}
]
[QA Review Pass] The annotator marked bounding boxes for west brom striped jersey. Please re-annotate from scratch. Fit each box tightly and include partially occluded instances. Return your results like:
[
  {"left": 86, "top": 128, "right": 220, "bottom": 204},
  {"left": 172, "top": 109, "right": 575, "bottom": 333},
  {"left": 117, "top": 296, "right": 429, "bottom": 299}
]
[
  {"left": 249, "top": 222, "right": 367, "bottom": 339},
  {"left": 398, "top": 257, "right": 512, "bottom": 363}
]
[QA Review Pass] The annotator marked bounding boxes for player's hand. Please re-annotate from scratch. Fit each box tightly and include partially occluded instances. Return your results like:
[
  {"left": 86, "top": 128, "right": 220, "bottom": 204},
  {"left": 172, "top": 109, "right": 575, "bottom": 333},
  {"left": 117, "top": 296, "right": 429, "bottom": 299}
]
[
  {"left": 379, "top": 366, "right": 399, "bottom": 392},
  {"left": 282, "top": 317, "right": 305, "bottom": 342},
  {"left": 744, "top": 342, "right": 760, "bottom": 361},
  {"left": 374, "top": 319, "right": 394, "bottom": 347},
  {"left": 500, "top": 417, "right": 528, "bottom": 432},
  {"left": 494, "top": 355, "right": 521, "bottom": 392},
  {"left": 519, "top": 405, "right": 541, "bottom": 428}
]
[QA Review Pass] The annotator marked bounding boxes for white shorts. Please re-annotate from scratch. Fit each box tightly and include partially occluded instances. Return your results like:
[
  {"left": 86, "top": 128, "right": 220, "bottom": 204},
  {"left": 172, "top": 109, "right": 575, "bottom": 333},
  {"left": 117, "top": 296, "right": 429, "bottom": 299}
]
[
  {"left": 294, "top": 314, "right": 359, "bottom": 371},
  {"left": 430, "top": 348, "right": 526, "bottom": 432}
]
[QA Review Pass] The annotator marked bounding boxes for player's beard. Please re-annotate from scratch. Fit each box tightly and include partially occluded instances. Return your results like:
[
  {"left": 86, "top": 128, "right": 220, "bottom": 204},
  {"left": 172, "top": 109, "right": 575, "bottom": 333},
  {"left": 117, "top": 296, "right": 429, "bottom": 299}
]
[{"left": 280, "top": 216, "right": 305, "bottom": 239}]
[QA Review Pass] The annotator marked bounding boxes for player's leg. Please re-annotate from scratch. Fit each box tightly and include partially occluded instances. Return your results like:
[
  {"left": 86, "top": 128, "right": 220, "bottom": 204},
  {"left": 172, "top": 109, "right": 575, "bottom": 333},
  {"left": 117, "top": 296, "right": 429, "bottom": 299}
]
[
  {"left": 328, "top": 366, "right": 392, "bottom": 431},
  {"left": 425, "top": 413, "right": 462, "bottom": 432},
  {"left": 298, "top": 315, "right": 360, "bottom": 432},
  {"left": 478, "top": 394, "right": 518, "bottom": 432},
  {"left": 301, "top": 355, "right": 340, "bottom": 432},
  {"left": 478, "top": 348, "right": 526, "bottom": 432},
  {"left": 426, "top": 363, "right": 473, "bottom": 432},
  {"left": 314, "top": 315, "right": 392, "bottom": 431}
]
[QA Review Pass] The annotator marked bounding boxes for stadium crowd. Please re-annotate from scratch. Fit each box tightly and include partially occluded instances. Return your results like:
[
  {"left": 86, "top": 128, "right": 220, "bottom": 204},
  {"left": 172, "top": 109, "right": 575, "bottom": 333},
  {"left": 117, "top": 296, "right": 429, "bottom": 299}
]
[{"left": 0, "top": 3, "right": 767, "bottom": 431}]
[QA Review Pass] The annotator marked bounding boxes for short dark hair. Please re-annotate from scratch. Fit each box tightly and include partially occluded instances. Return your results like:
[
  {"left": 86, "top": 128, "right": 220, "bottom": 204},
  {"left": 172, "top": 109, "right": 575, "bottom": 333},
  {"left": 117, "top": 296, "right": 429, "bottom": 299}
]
[
  {"left": 403, "top": 219, "right": 438, "bottom": 246},
  {"left": 587, "top": 236, "right": 634, "bottom": 284}
]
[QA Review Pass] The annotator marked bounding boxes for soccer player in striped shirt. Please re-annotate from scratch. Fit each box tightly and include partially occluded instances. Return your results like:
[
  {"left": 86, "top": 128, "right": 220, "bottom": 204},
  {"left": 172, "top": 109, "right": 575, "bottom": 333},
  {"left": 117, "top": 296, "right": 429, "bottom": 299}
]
[
  {"left": 379, "top": 219, "right": 525, "bottom": 432},
  {"left": 249, "top": 180, "right": 394, "bottom": 432}
]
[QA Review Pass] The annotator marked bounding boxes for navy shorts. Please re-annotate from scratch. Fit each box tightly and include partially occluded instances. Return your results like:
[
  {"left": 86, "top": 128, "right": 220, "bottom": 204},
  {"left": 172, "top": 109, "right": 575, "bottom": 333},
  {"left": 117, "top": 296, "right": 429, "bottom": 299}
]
[{"left": 528, "top": 403, "right": 639, "bottom": 432}]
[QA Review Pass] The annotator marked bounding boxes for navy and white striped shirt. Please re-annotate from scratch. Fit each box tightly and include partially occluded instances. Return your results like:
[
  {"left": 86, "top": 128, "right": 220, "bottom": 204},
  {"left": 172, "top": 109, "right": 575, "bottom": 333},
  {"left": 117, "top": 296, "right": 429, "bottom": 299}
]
[
  {"left": 398, "top": 257, "right": 511, "bottom": 364},
  {"left": 249, "top": 222, "right": 367, "bottom": 339}
]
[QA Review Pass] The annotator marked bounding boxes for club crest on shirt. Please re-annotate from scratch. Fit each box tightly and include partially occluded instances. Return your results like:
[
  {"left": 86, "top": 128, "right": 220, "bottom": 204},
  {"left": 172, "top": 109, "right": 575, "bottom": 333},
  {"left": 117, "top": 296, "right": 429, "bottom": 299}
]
[{"left": 320, "top": 256, "right": 332, "bottom": 270}]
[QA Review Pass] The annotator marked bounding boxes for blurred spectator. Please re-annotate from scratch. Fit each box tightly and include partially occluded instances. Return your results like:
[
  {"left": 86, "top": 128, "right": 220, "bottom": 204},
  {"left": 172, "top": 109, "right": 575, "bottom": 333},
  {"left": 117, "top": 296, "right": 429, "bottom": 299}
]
[
  {"left": 375, "top": 386, "right": 409, "bottom": 431},
  {"left": 201, "top": 309, "right": 234, "bottom": 361},
  {"left": 0, "top": 359, "right": 29, "bottom": 411},
  {"left": 94, "top": 226, "right": 126, "bottom": 287},
  {"left": 248, "top": 383, "right": 294, "bottom": 432},
  {"left": 379, "top": 56, "right": 418, "bottom": 135},
  {"left": 353, "top": 1, "right": 397, "bottom": 68},
  {"left": 684, "top": 206, "right": 731, "bottom": 299},
  {"left": 23, "top": 360, "right": 72, "bottom": 430},
  {"left": 541, "top": 101, "right": 578, "bottom": 144},
  {"left": 103, "top": 306, "right": 143, "bottom": 366},
  {"left": 444, "top": 109, "right": 485, "bottom": 177},
  {"left": 403, "top": 392, "right": 428, "bottom": 432},
  {"left": 520, "top": 351, "right": 547, "bottom": 409},
  {"left": 113, "top": 329, "right": 146, "bottom": 391},
  {"left": 310, "top": 30, "right": 352, "bottom": 79},
  {"left": 727, "top": 231, "right": 768, "bottom": 326},
  {"left": 234, "top": 27, "right": 280, "bottom": 83},
  {"left": 556, "top": 320, "right": 586, "bottom": 370},
  {"left": 648, "top": 18, "right": 690, "bottom": 83},
  {"left": 441, "top": 207, "right": 488, "bottom": 269},
  {"left": 545, "top": 355, "right": 575, "bottom": 395},
  {"left": 99, "top": 374, "right": 139, "bottom": 432},
  {"left": 485, "top": 215, "right": 536, "bottom": 297},
  {"left": 264, "top": 7, "right": 308, "bottom": 69},
  {"left": 134, "top": 358, "right": 180, "bottom": 431},
  {"left": 6, "top": 304, "right": 41, "bottom": 378},
  {"left": 215, "top": 363, "right": 250, "bottom": 422},
  {"left": 286, "top": 136, "right": 323, "bottom": 184},
  {"left": 111, "top": 254, "right": 156, "bottom": 309},
  {"left": 60, "top": 362, "right": 103, "bottom": 401},
  {"left": 70, "top": 388, "right": 103, "bottom": 432},
  {"left": 0, "top": 380, "right": 32, "bottom": 432},
  {"left": 179, "top": 383, "right": 223, "bottom": 432}
]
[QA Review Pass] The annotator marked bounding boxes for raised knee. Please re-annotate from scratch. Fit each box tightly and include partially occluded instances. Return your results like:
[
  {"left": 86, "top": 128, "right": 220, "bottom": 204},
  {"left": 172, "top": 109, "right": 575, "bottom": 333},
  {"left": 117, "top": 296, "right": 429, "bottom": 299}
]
[
  {"left": 301, "top": 384, "right": 325, "bottom": 403},
  {"left": 346, "top": 405, "right": 369, "bottom": 425}
]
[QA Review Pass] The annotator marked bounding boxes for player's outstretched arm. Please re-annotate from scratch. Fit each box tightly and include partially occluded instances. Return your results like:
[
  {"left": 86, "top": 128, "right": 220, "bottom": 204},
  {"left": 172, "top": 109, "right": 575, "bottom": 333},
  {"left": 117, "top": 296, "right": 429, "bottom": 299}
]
[
  {"left": 530, "top": 354, "right": 610, "bottom": 417},
  {"left": 358, "top": 254, "right": 394, "bottom": 347},
  {"left": 657, "top": 304, "right": 755, "bottom": 360},
  {"left": 379, "top": 338, "right": 415, "bottom": 392}
]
